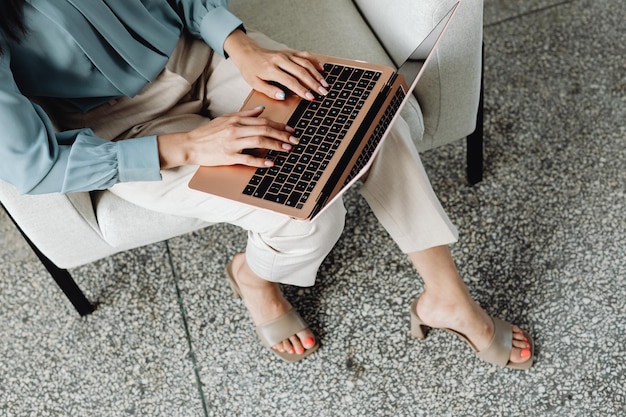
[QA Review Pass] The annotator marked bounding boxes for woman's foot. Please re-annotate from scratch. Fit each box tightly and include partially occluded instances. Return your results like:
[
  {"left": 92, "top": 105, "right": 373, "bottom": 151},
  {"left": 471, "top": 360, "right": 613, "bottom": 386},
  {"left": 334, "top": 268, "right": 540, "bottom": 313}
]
[
  {"left": 414, "top": 290, "right": 532, "bottom": 366},
  {"left": 229, "top": 253, "right": 316, "bottom": 355},
  {"left": 408, "top": 246, "right": 532, "bottom": 367}
]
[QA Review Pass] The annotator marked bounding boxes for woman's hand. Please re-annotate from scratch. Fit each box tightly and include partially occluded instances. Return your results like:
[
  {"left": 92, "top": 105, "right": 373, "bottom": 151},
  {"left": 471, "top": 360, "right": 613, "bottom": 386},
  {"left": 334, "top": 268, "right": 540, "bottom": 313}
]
[
  {"left": 224, "top": 29, "right": 329, "bottom": 101},
  {"left": 157, "top": 107, "right": 299, "bottom": 169}
]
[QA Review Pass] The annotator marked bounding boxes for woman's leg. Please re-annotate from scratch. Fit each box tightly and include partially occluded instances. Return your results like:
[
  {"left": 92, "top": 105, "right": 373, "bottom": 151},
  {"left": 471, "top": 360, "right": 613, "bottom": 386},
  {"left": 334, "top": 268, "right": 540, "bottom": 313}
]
[
  {"left": 360, "top": 117, "right": 532, "bottom": 365},
  {"left": 409, "top": 246, "right": 532, "bottom": 364}
]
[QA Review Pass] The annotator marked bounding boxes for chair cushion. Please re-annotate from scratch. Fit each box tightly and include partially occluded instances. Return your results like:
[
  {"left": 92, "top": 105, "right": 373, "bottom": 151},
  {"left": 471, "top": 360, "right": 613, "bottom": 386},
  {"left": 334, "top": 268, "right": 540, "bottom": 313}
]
[{"left": 92, "top": 190, "right": 211, "bottom": 250}]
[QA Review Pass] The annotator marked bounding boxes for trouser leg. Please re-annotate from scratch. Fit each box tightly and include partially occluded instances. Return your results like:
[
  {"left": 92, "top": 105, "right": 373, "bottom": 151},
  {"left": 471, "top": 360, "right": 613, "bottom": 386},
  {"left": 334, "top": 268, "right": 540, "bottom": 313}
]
[
  {"left": 110, "top": 165, "right": 346, "bottom": 287},
  {"left": 359, "top": 117, "right": 459, "bottom": 253}
]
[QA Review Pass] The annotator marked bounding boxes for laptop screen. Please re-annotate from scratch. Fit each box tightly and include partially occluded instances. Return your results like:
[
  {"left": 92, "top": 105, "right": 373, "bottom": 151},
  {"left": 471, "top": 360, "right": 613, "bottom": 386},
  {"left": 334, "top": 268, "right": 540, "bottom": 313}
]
[{"left": 397, "top": 2, "right": 459, "bottom": 91}]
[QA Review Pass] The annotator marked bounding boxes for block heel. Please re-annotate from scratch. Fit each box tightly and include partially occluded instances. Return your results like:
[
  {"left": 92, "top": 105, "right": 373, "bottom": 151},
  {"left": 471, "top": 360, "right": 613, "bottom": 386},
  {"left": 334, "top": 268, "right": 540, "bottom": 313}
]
[{"left": 409, "top": 298, "right": 429, "bottom": 339}]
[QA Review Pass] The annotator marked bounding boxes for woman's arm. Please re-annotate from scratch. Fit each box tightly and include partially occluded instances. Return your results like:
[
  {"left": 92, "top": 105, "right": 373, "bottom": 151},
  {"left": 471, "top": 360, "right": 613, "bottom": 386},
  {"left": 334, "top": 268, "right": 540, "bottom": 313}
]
[{"left": 0, "top": 48, "right": 161, "bottom": 195}]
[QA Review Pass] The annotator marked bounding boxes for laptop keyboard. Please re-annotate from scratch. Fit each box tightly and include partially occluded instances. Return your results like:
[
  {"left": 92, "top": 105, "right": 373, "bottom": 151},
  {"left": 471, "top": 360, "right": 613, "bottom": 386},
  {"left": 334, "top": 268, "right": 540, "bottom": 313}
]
[
  {"left": 242, "top": 63, "right": 382, "bottom": 208},
  {"left": 343, "top": 87, "right": 405, "bottom": 186}
]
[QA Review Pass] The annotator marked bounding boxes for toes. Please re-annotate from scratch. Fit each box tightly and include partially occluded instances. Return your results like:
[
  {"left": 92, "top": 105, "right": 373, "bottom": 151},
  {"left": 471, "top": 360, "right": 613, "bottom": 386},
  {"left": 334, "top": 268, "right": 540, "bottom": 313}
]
[
  {"left": 298, "top": 329, "right": 316, "bottom": 349},
  {"left": 272, "top": 343, "right": 284, "bottom": 353},
  {"left": 271, "top": 331, "right": 316, "bottom": 355},
  {"left": 513, "top": 338, "right": 531, "bottom": 349},
  {"left": 512, "top": 326, "right": 527, "bottom": 341},
  {"left": 289, "top": 335, "right": 305, "bottom": 355},
  {"left": 510, "top": 326, "right": 532, "bottom": 363}
]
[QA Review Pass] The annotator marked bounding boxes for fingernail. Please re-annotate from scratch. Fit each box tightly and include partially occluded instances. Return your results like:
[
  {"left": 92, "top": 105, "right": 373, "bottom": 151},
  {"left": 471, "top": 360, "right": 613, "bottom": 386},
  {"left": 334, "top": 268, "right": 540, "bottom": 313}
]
[
  {"left": 304, "top": 337, "right": 315, "bottom": 346},
  {"left": 264, "top": 160, "right": 274, "bottom": 167},
  {"left": 282, "top": 143, "right": 292, "bottom": 151},
  {"left": 318, "top": 86, "right": 329, "bottom": 96},
  {"left": 289, "top": 136, "right": 299, "bottom": 144},
  {"left": 285, "top": 126, "right": 296, "bottom": 133},
  {"left": 520, "top": 349, "right": 531, "bottom": 358},
  {"left": 320, "top": 78, "right": 330, "bottom": 88},
  {"left": 305, "top": 91, "right": 315, "bottom": 101},
  {"left": 255, "top": 105, "right": 265, "bottom": 110},
  {"left": 275, "top": 91, "right": 286, "bottom": 100}
]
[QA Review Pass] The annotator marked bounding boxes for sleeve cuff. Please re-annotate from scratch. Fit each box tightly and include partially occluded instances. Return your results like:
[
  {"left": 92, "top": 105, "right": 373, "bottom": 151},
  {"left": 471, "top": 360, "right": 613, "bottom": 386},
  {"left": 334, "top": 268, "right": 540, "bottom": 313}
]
[
  {"left": 116, "top": 136, "right": 162, "bottom": 183},
  {"left": 199, "top": 6, "right": 245, "bottom": 57}
]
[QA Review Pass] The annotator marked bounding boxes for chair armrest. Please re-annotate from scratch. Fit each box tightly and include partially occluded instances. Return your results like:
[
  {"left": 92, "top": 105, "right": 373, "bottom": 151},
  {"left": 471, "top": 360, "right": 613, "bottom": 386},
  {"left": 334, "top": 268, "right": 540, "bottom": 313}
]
[{"left": 0, "top": 180, "right": 116, "bottom": 269}]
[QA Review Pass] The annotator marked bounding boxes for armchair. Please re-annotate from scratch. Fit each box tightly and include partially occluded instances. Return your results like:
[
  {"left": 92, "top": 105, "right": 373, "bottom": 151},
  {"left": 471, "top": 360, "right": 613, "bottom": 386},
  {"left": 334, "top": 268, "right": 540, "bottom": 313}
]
[{"left": 0, "top": 0, "right": 484, "bottom": 315}]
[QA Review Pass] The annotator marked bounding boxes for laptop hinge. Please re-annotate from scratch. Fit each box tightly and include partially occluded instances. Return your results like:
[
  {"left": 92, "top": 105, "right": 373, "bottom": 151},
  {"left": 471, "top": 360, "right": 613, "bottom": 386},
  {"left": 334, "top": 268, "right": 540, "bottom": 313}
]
[{"left": 316, "top": 78, "right": 395, "bottom": 206}]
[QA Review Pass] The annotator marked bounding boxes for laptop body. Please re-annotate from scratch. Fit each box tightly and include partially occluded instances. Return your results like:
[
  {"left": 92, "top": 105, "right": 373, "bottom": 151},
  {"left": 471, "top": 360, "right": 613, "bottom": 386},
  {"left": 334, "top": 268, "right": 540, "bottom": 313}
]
[{"left": 189, "top": 2, "right": 460, "bottom": 221}]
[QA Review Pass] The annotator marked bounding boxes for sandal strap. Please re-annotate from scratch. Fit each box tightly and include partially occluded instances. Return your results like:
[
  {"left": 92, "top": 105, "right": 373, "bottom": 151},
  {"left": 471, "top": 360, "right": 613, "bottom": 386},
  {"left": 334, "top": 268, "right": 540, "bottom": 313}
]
[
  {"left": 255, "top": 308, "right": 308, "bottom": 348},
  {"left": 476, "top": 317, "right": 513, "bottom": 367}
]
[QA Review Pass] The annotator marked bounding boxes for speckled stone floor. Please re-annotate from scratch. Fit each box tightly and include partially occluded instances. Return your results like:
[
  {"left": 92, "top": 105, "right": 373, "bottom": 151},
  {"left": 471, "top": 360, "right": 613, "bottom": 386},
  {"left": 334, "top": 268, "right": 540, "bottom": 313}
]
[{"left": 1, "top": 0, "right": 624, "bottom": 416}]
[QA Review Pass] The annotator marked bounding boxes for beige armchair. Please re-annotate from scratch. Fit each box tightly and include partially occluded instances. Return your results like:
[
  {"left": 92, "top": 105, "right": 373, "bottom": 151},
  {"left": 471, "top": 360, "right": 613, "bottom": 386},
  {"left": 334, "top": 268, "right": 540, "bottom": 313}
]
[{"left": 0, "top": 0, "right": 484, "bottom": 315}]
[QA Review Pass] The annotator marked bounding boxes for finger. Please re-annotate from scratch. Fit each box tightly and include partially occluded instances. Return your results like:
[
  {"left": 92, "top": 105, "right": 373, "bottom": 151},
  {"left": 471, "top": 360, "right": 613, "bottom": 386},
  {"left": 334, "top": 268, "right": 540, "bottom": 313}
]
[
  {"left": 256, "top": 51, "right": 325, "bottom": 100},
  {"left": 289, "top": 56, "right": 330, "bottom": 96},
  {"left": 232, "top": 123, "right": 300, "bottom": 146},
  {"left": 234, "top": 134, "right": 298, "bottom": 153},
  {"left": 252, "top": 76, "right": 301, "bottom": 101},
  {"left": 291, "top": 52, "right": 329, "bottom": 85},
  {"left": 232, "top": 153, "right": 276, "bottom": 168},
  {"left": 222, "top": 106, "right": 266, "bottom": 118},
  {"left": 293, "top": 50, "right": 326, "bottom": 72},
  {"left": 219, "top": 113, "right": 295, "bottom": 137},
  {"left": 272, "top": 60, "right": 324, "bottom": 100}
]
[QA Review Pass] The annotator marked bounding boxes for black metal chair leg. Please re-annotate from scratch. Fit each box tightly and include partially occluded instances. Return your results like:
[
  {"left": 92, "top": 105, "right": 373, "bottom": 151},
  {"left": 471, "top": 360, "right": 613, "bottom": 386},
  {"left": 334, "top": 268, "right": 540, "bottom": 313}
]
[
  {"left": 466, "top": 42, "right": 485, "bottom": 186},
  {"left": 2, "top": 204, "right": 96, "bottom": 316}
]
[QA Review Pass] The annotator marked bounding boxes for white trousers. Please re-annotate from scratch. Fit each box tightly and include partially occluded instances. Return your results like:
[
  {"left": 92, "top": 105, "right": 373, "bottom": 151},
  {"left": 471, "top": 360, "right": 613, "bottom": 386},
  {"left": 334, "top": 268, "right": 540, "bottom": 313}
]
[{"left": 55, "top": 32, "right": 458, "bottom": 286}]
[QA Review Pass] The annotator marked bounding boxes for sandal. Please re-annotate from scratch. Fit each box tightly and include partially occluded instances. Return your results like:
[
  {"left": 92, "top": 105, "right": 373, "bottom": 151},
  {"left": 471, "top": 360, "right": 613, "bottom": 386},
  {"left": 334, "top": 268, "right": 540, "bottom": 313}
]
[
  {"left": 225, "top": 261, "right": 319, "bottom": 363},
  {"left": 410, "top": 298, "right": 534, "bottom": 370}
]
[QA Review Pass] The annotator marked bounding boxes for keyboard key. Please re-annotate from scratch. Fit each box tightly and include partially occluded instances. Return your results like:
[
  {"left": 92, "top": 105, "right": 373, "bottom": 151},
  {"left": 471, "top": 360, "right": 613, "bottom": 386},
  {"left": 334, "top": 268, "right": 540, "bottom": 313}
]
[
  {"left": 254, "top": 176, "right": 272, "bottom": 198},
  {"left": 339, "top": 67, "right": 353, "bottom": 81},
  {"left": 350, "top": 68, "right": 364, "bottom": 81},
  {"left": 286, "top": 192, "right": 302, "bottom": 207}
]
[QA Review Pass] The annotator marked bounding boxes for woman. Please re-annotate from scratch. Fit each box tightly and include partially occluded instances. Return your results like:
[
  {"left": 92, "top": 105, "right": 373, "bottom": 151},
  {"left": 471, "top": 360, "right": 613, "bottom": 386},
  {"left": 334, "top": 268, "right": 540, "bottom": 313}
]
[{"left": 0, "top": 0, "right": 532, "bottom": 368}]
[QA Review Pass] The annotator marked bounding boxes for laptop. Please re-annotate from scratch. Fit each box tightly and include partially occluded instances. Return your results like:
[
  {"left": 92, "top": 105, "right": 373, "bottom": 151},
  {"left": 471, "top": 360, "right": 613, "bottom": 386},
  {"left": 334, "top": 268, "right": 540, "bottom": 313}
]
[{"left": 189, "top": 2, "right": 460, "bottom": 220}]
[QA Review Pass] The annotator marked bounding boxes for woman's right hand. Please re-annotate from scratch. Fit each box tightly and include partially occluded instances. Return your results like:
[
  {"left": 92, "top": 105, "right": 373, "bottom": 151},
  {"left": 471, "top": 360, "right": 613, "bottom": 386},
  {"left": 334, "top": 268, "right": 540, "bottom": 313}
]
[{"left": 157, "top": 107, "right": 298, "bottom": 169}]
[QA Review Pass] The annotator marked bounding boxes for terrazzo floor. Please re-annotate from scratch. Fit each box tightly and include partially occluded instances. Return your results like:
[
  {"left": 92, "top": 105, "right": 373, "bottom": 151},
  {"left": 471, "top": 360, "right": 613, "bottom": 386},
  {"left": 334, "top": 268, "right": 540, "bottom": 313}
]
[{"left": 1, "top": 0, "right": 625, "bottom": 416}]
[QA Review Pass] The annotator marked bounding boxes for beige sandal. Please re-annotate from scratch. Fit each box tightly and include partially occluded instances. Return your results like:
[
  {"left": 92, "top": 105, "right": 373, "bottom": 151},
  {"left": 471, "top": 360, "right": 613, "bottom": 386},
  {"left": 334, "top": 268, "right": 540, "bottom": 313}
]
[
  {"left": 410, "top": 298, "right": 533, "bottom": 370},
  {"left": 225, "top": 261, "right": 319, "bottom": 363}
]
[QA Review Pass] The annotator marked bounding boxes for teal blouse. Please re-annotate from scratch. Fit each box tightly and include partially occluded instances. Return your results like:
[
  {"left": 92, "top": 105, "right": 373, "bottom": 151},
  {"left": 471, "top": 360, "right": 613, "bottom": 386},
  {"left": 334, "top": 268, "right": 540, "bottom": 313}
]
[{"left": 0, "top": 0, "right": 243, "bottom": 194}]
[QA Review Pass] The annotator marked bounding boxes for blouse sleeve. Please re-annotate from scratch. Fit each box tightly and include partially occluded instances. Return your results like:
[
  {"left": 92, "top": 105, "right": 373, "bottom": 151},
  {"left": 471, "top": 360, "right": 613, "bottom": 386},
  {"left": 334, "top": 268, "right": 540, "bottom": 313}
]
[
  {"left": 0, "top": 48, "right": 162, "bottom": 195},
  {"left": 171, "top": 0, "right": 244, "bottom": 57}
]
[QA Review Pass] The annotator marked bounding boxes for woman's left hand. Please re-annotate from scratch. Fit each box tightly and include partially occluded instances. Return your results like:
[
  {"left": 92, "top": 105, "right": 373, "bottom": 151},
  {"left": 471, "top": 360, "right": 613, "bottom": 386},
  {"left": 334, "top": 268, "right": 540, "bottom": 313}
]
[{"left": 224, "top": 30, "right": 329, "bottom": 101}]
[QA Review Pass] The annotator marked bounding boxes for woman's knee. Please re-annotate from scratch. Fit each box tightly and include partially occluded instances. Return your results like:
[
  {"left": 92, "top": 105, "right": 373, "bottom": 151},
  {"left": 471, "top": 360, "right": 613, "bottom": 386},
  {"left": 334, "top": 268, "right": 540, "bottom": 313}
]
[{"left": 244, "top": 199, "right": 346, "bottom": 285}]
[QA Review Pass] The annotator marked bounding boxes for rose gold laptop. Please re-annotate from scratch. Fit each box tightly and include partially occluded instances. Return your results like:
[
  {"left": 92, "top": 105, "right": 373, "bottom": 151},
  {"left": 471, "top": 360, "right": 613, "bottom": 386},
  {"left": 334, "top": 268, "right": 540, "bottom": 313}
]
[{"left": 189, "top": 2, "right": 460, "bottom": 220}]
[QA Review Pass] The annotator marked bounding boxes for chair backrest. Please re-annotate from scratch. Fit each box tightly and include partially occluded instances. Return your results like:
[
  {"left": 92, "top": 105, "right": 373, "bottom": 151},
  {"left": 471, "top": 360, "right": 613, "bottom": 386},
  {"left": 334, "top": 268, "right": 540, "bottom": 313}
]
[{"left": 355, "top": 0, "right": 484, "bottom": 144}]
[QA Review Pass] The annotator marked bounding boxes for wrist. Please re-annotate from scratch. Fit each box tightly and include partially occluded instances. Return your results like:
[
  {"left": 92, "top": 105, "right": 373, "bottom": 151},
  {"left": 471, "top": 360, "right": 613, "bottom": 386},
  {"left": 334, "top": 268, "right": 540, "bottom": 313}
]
[
  {"left": 223, "top": 29, "right": 257, "bottom": 62},
  {"left": 157, "top": 132, "right": 191, "bottom": 169}
]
